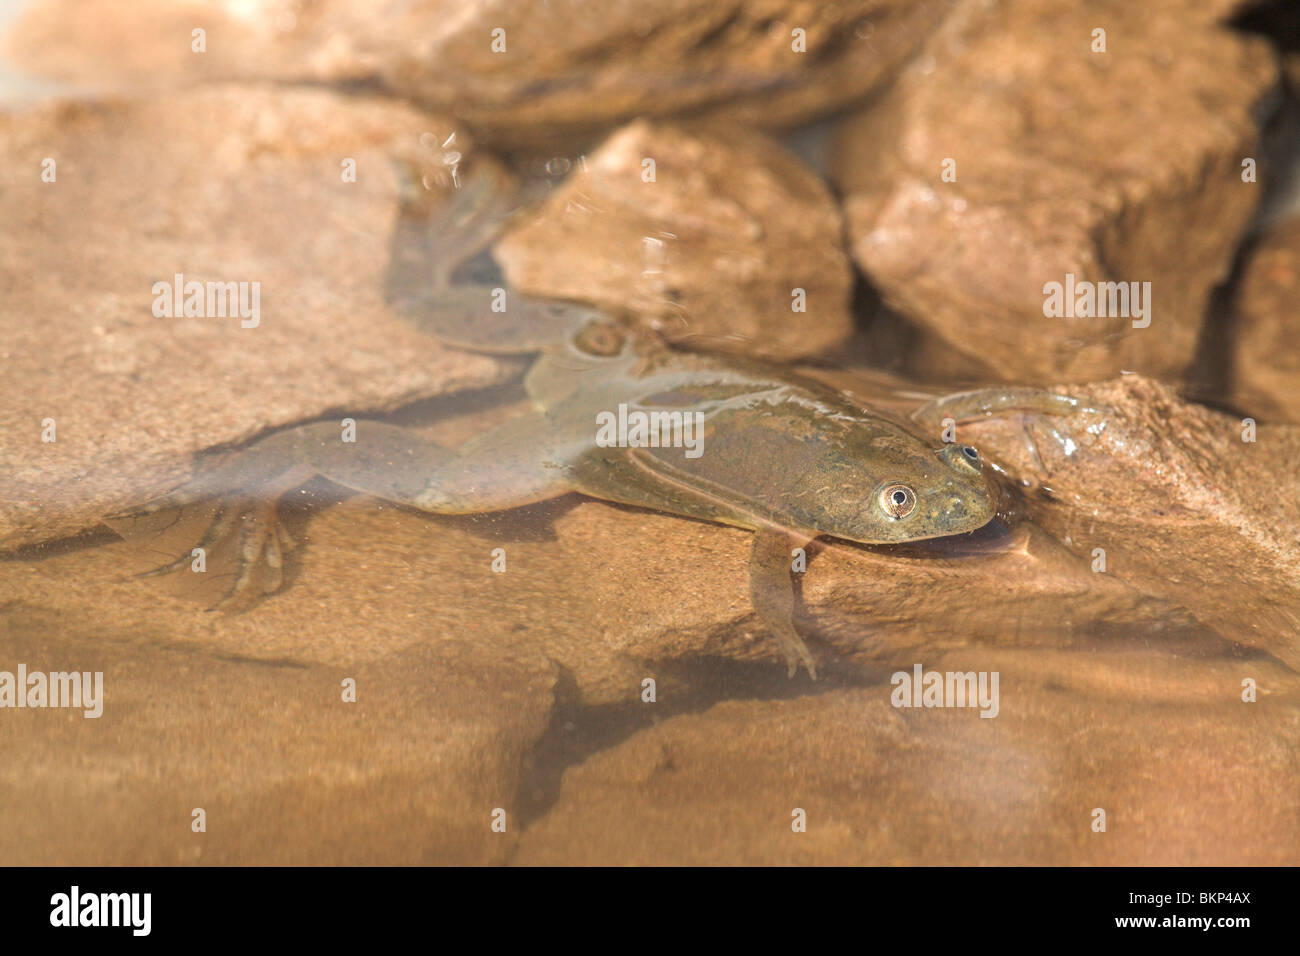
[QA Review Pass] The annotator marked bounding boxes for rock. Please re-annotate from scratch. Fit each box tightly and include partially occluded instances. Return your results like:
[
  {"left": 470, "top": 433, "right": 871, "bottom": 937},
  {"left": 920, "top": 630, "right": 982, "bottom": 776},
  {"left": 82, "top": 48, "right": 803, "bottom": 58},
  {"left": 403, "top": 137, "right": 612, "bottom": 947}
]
[
  {"left": 1227, "top": 218, "right": 1300, "bottom": 422},
  {"left": 832, "top": 0, "right": 1278, "bottom": 384},
  {"left": 801, "top": 522, "right": 1220, "bottom": 670},
  {"left": 1, "top": 0, "right": 377, "bottom": 90},
  {"left": 3, "top": 0, "right": 953, "bottom": 142},
  {"left": 951, "top": 375, "right": 1300, "bottom": 668},
  {"left": 513, "top": 650, "right": 1300, "bottom": 864},
  {"left": 495, "top": 120, "right": 855, "bottom": 360},
  {"left": 4, "top": 372, "right": 1296, "bottom": 862},
  {"left": 0, "top": 606, "right": 556, "bottom": 864},
  {"left": 0, "top": 84, "right": 515, "bottom": 550},
  {"left": 378, "top": 0, "right": 955, "bottom": 143}
]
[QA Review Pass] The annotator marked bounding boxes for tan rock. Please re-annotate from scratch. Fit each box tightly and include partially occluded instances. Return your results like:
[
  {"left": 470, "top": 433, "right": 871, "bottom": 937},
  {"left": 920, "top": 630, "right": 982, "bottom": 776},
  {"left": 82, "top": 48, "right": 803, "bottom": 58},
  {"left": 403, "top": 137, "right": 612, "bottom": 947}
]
[
  {"left": 0, "top": 606, "right": 556, "bottom": 864},
  {"left": 952, "top": 375, "right": 1300, "bottom": 668},
  {"left": 495, "top": 120, "right": 855, "bottom": 360},
  {"left": 833, "top": 0, "right": 1277, "bottom": 384},
  {"left": 2, "top": 0, "right": 376, "bottom": 90},
  {"left": 1227, "top": 217, "right": 1300, "bottom": 422},
  {"left": 514, "top": 652, "right": 1300, "bottom": 865},
  {"left": 0, "top": 84, "right": 514, "bottom": 550},
  {"left": 379, "top": 0, "right": 955, "bottom": 142},
  {"left": 3, "top": 0, "right": 952, "bottom": 142}
]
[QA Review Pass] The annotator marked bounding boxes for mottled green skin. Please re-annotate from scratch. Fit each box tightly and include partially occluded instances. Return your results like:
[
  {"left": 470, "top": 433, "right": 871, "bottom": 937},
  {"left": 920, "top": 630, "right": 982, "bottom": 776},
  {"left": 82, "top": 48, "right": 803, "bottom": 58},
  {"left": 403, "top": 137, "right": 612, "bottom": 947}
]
[{"left": 496, "top": 330, "right": 996, "bottom": 545}]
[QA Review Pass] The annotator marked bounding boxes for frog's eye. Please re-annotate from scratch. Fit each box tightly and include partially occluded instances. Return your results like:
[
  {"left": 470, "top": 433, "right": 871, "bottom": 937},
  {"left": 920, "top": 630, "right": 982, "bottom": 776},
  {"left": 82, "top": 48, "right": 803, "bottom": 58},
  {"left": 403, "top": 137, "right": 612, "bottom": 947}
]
[
  {"left": 879, "top": 483, "right": 917, "bottom": 519},
  {"left": 942, "top": 443, "right": 982, "bottom": 475}
]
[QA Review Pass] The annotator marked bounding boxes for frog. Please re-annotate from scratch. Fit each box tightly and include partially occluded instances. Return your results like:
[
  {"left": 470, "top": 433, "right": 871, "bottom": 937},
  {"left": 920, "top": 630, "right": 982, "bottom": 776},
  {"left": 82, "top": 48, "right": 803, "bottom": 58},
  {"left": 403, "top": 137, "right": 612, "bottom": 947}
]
[{"left": 113, "top": 156, "right": 1083, "bottom": 678}]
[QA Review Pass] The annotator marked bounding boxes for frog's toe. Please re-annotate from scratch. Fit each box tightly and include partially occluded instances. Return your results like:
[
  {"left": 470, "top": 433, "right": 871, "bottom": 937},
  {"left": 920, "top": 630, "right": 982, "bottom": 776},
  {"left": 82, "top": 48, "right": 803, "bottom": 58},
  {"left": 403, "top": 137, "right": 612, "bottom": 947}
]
[
  {"left": 274, "top": 520, "right": 298, "bottom": 554},
  {"left": 262, "top": 523, "right": 285, "bottom": 592},
  {"left": 135, "top": 501, "right": 239, "bottom": 579},
  {"left": 111, "top": 484, "right": 210, "bottom": 519},
  {"left": 777, "top": 633, "right": 819, "bottom": 681},
  {"left": 132, "top": 496, "right": 289, "bottom": 611},
  {"left": 208, "top": 505, "right": 276, "bottom": 611},
  {"left": 763, "top": 615, "right": 819, "bottom": 680}
]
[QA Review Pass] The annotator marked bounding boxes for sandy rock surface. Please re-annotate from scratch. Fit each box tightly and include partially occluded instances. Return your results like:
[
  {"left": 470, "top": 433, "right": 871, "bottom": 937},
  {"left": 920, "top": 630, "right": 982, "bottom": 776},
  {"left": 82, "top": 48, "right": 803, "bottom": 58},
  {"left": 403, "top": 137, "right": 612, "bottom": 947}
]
[
  {"left": 0, "top": 606, "right": 556, "bottom": 865},
  {"left": 2, "top": 0, "right": 376, "bottom": 89},
  {"left": 0, "top": 84, "right": 514, "bottom": 550},
  {"left": 513, "top": 651, "right": 1300, "bottom": 865},
  {"left": 4, "top": 374, "right": 1297, "bottom": 863}
]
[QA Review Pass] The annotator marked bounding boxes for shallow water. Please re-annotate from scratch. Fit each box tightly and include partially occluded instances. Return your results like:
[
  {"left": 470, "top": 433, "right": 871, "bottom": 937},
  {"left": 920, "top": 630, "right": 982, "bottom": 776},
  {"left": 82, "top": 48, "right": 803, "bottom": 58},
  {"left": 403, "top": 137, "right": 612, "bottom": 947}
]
[{"left": 1, "top": 2, "right": 1298, "bottom": 866}]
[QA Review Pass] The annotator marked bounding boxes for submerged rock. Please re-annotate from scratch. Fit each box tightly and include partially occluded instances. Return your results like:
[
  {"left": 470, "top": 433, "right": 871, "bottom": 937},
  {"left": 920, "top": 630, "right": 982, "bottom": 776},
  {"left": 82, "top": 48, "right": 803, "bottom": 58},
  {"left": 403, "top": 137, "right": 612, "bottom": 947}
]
[
  {"left": 0, "top": 606, "right": 556, "bottom": 864},
  {"left": 3, "top": 0, "right": 952, "bottom": 142},
  {"left": 3, "top": 373, "right": 1294, "bottom": 863},
  {"left": 1228, "top": 218, "right": 1300, "bottom": 422},
  {"left": 374, "top": 0, "right": 954, "bottom": 142},
  {"left": 513, "top": 652, "right": 1300, "bottom": 864},
  {"left": 2, "top": 0, "right": 376, "bottom": 90},
  {"left": 495, "top": 120, "right": 855, "bottom": 360},
  {"left": 950, "top": 375, "right": 1300, "bottom": 669},
  {"left": 0, "top": 84, "right": 514, "bottom": 550},
  {"left": 832, "top": 0, "right": 1277, "bottom": 384}
]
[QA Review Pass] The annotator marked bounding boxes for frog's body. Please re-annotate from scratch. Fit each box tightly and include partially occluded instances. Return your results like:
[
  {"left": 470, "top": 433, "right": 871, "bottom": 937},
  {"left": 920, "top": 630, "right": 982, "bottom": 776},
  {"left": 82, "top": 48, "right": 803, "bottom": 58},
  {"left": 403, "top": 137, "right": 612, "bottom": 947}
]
[
  {"left": 530, "top": 332, "right": 994, "bottom": 542},
  {"left": 118, "top": 159, "right": 1026, "bottom": 677}
]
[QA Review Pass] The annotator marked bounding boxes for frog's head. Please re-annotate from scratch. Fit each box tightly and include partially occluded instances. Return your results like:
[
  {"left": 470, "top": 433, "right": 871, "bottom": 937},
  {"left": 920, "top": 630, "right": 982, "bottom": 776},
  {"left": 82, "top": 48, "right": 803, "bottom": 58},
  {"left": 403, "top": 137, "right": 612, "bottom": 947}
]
[{"left": 815, "top": 434, "right": 997, "bottom": 545}]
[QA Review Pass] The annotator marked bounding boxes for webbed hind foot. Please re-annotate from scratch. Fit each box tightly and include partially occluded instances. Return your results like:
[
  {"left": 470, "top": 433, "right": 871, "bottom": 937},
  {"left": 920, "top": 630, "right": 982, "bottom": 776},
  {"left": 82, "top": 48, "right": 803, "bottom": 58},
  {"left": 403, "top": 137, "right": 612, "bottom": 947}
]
[
  {"left": 136, "top": 497, "right": 293, "bottom": 610},
  {"left": 116, "top": 446, "right": 314, "bottom": 610}
]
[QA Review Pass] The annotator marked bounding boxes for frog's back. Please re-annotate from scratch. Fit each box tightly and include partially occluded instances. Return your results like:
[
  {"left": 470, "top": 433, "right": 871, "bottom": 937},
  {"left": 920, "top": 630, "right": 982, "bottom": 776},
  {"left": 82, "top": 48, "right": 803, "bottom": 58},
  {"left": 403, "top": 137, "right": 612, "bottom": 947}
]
[{"left": 559, "top": 352, "right": 934, "bottom": 536}]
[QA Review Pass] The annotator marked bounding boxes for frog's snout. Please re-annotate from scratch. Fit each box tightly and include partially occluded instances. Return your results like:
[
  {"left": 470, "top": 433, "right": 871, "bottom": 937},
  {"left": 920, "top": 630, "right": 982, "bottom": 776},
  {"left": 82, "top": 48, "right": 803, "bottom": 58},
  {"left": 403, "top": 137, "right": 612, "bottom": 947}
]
[
  {"left": 928, "top": 444, "right": 996, "bottom": 532},
  {"left": 930, "top": 477, "right": 996, "bottom": 534}
]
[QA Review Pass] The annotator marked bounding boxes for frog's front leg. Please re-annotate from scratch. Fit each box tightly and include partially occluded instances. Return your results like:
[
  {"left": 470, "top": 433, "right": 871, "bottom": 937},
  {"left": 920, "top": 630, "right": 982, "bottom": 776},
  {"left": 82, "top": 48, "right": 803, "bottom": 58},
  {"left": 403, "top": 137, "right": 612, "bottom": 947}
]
[
  {"left": 911, "top": 387, "right": 1106, "bottom": 480},
  {"left": 114, "top": 416, "right": 572, "bottom": 608},
  {"left": 911, "top": 387, "right": 1095, "bottom": 430},
  {"left": 384, "top": 156, "right": 608, "bottom": 354},
  {"left": 748, "top": 527, "right": 818, "bottom": 679}
]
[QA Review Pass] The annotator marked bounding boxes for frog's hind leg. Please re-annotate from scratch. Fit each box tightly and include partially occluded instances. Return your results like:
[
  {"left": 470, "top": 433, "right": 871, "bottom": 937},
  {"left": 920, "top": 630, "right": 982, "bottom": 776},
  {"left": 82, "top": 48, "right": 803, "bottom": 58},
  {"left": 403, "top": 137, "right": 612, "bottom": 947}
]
[
  {"left": 748, "top": 527, "right": 818, "bottom": 679},
  {"left": 291, "top": 417, "right": 572, "bottom": 514},
  {"left": 116, "top": 416, "right": 574, "bottom": 609}
]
